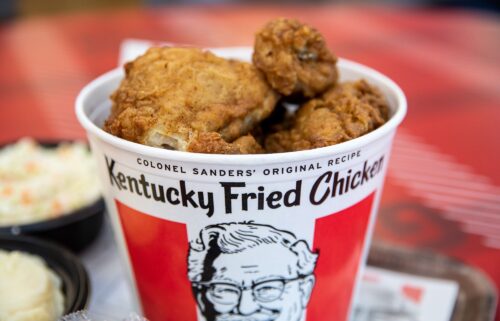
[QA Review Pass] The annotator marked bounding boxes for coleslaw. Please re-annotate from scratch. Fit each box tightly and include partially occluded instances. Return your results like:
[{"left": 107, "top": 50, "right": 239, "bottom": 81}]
[{"left": 0, "top": 139, "right": 101, "bottom": 226}]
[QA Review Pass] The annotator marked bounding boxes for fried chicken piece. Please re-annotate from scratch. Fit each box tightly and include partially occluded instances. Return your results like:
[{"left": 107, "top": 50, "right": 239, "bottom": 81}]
[
  {"left": 265, "top": 80, "right": 389, "bottom": 152},
  {"left": 251, "top": 100, "right": 297, "bottom": 146},
  {"left": 104, "top": 47, "right": 279, "bottom": 151},
  {"left": 253, "top": 18, "right": 338, "bottom": 98},
  {"left": 187, "top": 132, "right": 264, "bottom": 154}
]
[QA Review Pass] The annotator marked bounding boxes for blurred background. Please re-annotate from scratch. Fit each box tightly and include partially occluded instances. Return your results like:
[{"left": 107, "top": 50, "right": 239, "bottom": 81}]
[{"left": 0, "top": 0, "right": 499, "bottom": 20}]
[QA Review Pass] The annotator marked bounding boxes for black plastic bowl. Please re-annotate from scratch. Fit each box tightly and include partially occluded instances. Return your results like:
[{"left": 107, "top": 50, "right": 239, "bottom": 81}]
[
  {"left": 0, "top": 140, "right": 105, "bottom": 252},
  {"left": 0, "top": 198, "right": 105, "bottom": 252},
  {"left": 0, "top": 234, "right": 90, "bottom": 314}
]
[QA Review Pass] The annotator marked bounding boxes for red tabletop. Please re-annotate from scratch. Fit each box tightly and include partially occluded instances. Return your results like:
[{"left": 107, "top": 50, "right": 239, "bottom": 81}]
[{"left": 1, "top": 5, "right": 499, "bottom": 318}]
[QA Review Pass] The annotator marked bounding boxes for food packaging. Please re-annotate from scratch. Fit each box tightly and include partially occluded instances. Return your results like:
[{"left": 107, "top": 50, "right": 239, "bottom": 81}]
[{"left": 76, "top": 47, "right": 406, "bottom": 321}]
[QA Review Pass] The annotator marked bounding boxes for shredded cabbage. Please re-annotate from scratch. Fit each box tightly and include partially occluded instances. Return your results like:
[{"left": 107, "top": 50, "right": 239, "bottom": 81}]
[{"left": 0, "top": 138, "right": 101, "bottom": 226}]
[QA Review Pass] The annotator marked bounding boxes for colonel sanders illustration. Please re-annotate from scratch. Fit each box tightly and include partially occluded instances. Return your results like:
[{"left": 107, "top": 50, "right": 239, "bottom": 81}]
[{"left": 188, "top": 222, "right": 318, "bottom": 321}]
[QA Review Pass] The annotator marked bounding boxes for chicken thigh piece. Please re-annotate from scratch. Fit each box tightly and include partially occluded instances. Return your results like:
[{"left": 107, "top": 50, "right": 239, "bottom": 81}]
[
  {"left": 105, "top": 47, "right": 279, "bottom": 151},
  {"left": 265, "top": 80, "right": 389, "bottom": 152}
]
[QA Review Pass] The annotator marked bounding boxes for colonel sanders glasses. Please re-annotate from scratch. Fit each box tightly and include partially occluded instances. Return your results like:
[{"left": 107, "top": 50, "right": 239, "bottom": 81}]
[{"left": 193, "top": 276, "right": 309, "bottom": 306}]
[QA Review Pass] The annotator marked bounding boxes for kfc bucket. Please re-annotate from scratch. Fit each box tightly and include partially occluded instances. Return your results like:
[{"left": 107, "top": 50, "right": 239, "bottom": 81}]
[{"left": 76, "top": 47, "right": 406, "bottom": 321}]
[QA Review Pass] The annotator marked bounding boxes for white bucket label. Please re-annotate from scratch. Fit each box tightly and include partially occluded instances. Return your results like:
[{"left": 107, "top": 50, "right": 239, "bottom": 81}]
[{"left": 90, "top": 133, "right": 393, "bottom": 321}]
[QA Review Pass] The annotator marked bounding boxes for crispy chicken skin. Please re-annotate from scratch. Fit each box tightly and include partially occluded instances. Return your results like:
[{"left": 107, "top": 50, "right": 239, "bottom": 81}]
[
  {"left": 187, "top": 133, "right": 264, "bottom": 154},
  {"left": 253, "top": 18, "right": 338, "bottom": 98},
  {"left": 104, "top": 47, "right": 279, "bottom": 151},
  {"left": 265, "top": 80, "right": 389, "bottom": 152}
]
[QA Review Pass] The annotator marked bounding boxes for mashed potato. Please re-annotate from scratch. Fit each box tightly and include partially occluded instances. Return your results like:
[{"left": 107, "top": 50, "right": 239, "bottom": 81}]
[
  {"left": 0, "top": 250, "right": 64, "bottom": 321},
  {"left": 0, "top": 138, "right": 100, "bottom": 226}
]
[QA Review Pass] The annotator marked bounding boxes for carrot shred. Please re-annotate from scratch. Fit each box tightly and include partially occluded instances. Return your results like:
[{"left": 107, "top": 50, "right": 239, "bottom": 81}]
[
  {"left": 2, "top": 186, "right": 13, "bottom": 196},
  {"left": 51, "top": 200, "right": 63, "bottom": 214},
  {"left": 25, "top": 161, "right": 38, "bottom": 173},
  {"left": 20, "top": 191, "right": 32, "bottom": 205}
]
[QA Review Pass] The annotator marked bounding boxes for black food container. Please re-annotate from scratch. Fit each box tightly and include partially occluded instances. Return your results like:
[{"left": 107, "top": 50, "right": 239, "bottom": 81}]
[{"left": 0, "top": 140, "right": 105, "bottom": 252}]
